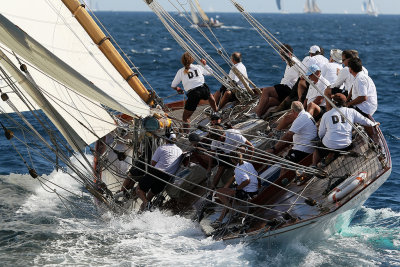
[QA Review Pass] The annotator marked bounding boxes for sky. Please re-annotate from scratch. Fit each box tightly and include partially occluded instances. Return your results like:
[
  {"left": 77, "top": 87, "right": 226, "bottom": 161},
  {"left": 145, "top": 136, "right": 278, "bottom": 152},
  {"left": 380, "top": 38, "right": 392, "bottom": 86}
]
[{"left": 89, "top": 0, "right": 400, "bottom": 15}]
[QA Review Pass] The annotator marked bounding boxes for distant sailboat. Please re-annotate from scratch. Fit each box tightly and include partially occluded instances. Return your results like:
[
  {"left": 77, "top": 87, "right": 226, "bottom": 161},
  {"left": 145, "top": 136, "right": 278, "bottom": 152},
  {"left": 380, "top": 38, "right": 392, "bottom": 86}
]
[
  {"left": 304, "top": 0, "right": 321, "bottom": 14},
  {"left": 190, "top": 0, "right": 223, "bottom": 28},
  {"left": 275, "top": 0, "right": 288, "bottom": 14},
  {"left": 362, "top": 0, "right": 378, "bottom": 17}
]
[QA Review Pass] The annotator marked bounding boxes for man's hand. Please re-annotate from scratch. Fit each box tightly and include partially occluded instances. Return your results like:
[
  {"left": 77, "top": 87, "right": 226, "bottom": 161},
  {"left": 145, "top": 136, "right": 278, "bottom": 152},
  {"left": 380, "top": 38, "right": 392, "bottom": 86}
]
[{"left": 176, "top": 87, "right": 184, "bottom": 94}]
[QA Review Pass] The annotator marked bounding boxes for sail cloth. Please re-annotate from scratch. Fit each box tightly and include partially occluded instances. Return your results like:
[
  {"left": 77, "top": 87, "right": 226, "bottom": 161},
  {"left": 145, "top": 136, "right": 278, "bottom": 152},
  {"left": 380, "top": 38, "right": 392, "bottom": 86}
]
[
  {"left": 0, "top": 0, "right": 150, "bottom": 118},
  {"left": 0, "top": 15, "right": 119, "bottom": 149},
  {"left": 0, "top": 50, "right": 89, "bottom": 150}
]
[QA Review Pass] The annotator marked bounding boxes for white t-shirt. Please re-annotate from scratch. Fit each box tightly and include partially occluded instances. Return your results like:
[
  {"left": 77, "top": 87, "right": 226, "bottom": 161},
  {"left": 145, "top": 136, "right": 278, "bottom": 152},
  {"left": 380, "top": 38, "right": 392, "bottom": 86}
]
[
  {"left": 234, "top": 161, "right": 258, "bottom": 193},
  {"left": 321, "top": 62, "right": 343, "bottom": 85},
  {"left": 351, "top": 72, "right": 378, "bottom": 115},
  {"left": 311, "top": 54, "right": 329, "bottom": 70},
  {"left": 171, "top": 64, "right": 212, "bottom": 92},
  {"left": 331, "top": 66, "right": 368, "bottom": 92},
  {"left": 289, "top": 110, "right": 317, "bottom": 153},
  {"left": 319, "top": 107, "right": 377, "bottom": 149},
  {"left": 229, "top": 62, "right": 248, "bottom": 89},
  {"left": 306, "top": 75, "right": 330, "bottom": 106},
  {"left": 152, "top": 144, "right": 183, "bottom": 174},
  {"left": 280, "top": 57, "right": 301, "bottom": 89},
  {"left": 211, "top": 129, "right": 247, "bottom": 154}
]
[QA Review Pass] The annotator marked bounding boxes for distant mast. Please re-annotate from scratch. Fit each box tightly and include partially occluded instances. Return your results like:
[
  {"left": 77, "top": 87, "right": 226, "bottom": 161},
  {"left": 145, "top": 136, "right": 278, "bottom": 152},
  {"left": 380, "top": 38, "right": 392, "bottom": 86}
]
[
  {"left": 304, "top": 0, "right": 321, "bottom": 13},
  {"left": 276, "top": 0, "right": 288, "bottom": 14}
]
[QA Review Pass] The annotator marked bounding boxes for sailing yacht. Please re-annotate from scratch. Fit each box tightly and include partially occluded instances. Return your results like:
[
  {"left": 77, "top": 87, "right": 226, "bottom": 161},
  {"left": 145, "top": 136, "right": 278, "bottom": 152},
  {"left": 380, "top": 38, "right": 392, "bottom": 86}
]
[
  {"left": 190, "top": 0, "right": 223, "bottom": 28},
  {"left": 275, "top": 0, "right": 288, "bottom": 14},
  {"left": 304, "top": 0, "right": 321, "bottom": 14},
  {"left": 362, "top": 0, "right": 379, "bottom": 17},
  {"left": 0, "top": 0, "right": 391, "bottom": 245}
]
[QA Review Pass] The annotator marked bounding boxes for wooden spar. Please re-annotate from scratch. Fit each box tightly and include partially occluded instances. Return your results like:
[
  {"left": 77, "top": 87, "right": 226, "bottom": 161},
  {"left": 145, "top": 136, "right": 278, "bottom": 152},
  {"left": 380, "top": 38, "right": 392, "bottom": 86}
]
[{"left": 61, "top": 0, "right": 153, "bottom": 105}]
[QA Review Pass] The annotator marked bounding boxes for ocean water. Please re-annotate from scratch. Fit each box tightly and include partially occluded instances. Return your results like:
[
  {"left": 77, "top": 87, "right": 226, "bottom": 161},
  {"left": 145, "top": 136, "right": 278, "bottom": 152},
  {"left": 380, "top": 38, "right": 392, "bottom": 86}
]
[{"left": 1, "top": 12, "right": 400, "bottom": 266}]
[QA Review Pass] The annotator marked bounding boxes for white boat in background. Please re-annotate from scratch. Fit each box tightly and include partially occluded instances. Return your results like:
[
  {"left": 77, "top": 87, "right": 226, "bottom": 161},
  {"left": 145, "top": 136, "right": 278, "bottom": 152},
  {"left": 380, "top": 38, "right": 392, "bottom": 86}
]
[
  {"left": 275, "top": 0, "right": 289, "bottom": 14},
  {"left": 362, "top": 0, "right": 379, "bottom": 17},
  {"left": 304, "top": 0, "right": 321, "bottom": 14}
]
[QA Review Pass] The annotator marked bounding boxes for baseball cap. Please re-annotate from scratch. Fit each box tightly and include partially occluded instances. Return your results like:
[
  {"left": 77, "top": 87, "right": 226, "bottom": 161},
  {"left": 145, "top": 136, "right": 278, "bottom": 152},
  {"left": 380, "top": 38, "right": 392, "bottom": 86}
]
[
  {"left": 309, "top": 45, "right": 321, "bottom": 54},
  {"left": 188, "top": 133, "right": 201, "bottom": 143},
  {"left": 306, "top": 64, "right": 320, "bottom": 76},
  {"left": 165, "top": 132, "right": 177, "bottom": 140},
  {"left": 330, "top": 49, "right": 343, "bottom": 63}
]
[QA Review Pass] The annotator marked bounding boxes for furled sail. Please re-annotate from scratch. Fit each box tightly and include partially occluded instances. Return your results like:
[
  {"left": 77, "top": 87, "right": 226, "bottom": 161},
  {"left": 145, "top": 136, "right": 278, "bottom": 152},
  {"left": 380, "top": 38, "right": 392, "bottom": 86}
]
[{"left": 0, "top": 0, "right": 150, "bottom": 118}]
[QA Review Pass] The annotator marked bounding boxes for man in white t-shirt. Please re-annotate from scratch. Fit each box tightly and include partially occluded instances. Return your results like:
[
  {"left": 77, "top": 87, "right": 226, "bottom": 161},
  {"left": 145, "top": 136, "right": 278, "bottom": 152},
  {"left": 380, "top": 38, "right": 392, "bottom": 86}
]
[
  {"left": 214, "top": 52, "right": 248, "bottom": 109},
  {"left": 347, "top": 57, "right": 378, "bottom": 117},
  {"left": 304, "top": 64, "right": 330, "bottom": 117},
  {"left": 311, "top": 93, "right": 378, "bottom": 168},
  {"left": 255, "top": 43, "right": 301, "bottom": 117},
  {"left": 324, "top": 50, "right": 369, "bottom": 110},
  {"left": 136, "top": 133, "right": 183, "bottom": 210},
  {"left": 321, "top": 49, "right": 343, "bottom": 85},
  {"left": 214, "top": 151, "right": 258, "bottom": 225},
  {"left": 268, "top": 101, "right": 317, "bottom": 163},
  {"left": 208, "top": 126, "right": 254, "bottom": 189}
]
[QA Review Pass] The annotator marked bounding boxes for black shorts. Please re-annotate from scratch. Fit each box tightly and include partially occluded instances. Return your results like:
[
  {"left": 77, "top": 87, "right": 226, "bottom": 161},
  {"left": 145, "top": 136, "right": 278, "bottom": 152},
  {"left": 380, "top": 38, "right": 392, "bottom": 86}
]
[
  {"left": 274, "top": 84, "right": 292, "bottom": 102},
  {"left": 138, "top": 167, "right": 172, "bottom": 195},
  {"left": 235, "top": 189, "right": 257, "bottom": 200},
  {"left": 185, "top": 84, "right": 211, "bottom": 112},
  {"left": 331, "top": 87, "right": 348, "bottom": 97},
  {"left": 288, "top": 79, "right": 309, "bottom": 102},
  {"left": 317, "top": 142, "right": 352, "bottom": 159},
  {"left": 285, "top": 149, "right": 310, "bottom": 163}
]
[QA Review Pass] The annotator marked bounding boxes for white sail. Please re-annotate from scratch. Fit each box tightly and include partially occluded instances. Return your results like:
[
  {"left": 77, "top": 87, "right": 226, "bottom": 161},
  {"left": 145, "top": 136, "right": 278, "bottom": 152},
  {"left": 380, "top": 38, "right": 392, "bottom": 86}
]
[
  {"left": 312, "top": 0, "right": 321, "bottom": 13},
  {"left": 365, "top": 0, "right": 378, "bottom": 16},
  {"left": 189, "top": 1, "right": 199, "bottom": 24},
  {"left": 304, "top": 0, "right": 311, "bottom": 13},
  {"left": 0, "top": 15, "right": 120, "bottom": 149},
  {"left": 0, "top": 0, "right": 150, "bottom": 118},
  {"left": 193, "top": 0, "right": 209, "bottom": 22}
]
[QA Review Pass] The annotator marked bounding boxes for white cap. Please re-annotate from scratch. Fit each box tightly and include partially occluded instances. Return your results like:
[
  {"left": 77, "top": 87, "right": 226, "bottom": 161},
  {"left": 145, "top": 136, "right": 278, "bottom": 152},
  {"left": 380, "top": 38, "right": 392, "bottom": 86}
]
[
  {"left": 309, "top": 45, "right": 321, "bottom": 54},
  {"left": 330, "top": 49, "right": 343, "bottom": 63}
]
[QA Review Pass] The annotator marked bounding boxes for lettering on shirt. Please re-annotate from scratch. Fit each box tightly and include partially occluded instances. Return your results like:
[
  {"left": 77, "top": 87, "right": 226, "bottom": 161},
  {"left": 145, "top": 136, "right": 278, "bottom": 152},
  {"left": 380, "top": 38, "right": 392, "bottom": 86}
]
[
  {"left": 331, "top": 115, "right": 346, "bottom": 124},
  {"left": 187, "top": 70, "right": 199, "bottom": 79}
]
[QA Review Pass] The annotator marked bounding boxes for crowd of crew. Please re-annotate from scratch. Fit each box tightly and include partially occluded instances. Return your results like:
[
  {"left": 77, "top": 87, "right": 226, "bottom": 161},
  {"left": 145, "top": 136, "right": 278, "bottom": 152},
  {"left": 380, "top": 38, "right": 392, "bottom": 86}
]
[{"left": 117, "top": 46, "right": 379, "bottom": 220}]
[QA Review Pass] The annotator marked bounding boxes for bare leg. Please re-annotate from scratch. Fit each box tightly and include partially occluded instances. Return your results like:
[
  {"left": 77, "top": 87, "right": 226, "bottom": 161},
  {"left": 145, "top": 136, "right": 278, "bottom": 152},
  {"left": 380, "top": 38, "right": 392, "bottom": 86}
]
[
  {"left": 136, "top": 186, "right": 148, "bottom": 210},
  {"left": 324, "top": 87, "right": 333, "bottom": 110},
  {"left": 307, "top": 102, "right": 321, "bottom": 117},
  {"left": 216, "top": 188, "right": 235, "bottom": 222},
  {"left": 312, "top": 150, "right": 321, "bottom": 167},
  {"left": 297, "top": 79, "right": 307, "bottom": 101},
  {"left": 208, "top": 93, "right": 218, "bottom": 112},
  {"left": 219, "top": 91, "right": 233, "bottom": 109},
  {"left": 261, "top": 97, "right": 281, "bottom": 119},
  {"left": 212, "top": 166, "right": 226, "bottom": 188},
  {"left": 182, "top": 109, "right": 195, "bottom": 133},
  {"left": 121, "top": 177, "right": 135, "bottom": 192},
  {"left": 214, "top": 90, "right": 222, "bottom": 105},
  {"left": 256, "top": 87, "right": 279, "bottom": 117}
]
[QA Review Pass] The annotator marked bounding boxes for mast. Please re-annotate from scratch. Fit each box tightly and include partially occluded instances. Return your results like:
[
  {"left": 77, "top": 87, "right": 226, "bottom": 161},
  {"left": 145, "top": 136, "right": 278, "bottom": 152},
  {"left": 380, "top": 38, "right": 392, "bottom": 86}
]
[{"left": 61, "top": 0, "right": 152, "bottom": 105}]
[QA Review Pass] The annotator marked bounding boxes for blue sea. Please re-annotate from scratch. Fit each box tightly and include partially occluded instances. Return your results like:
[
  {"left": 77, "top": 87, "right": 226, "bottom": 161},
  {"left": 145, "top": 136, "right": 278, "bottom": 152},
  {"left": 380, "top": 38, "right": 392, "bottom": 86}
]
[{"left": 1, "top": 12, "right": 400, "bottom": 266}]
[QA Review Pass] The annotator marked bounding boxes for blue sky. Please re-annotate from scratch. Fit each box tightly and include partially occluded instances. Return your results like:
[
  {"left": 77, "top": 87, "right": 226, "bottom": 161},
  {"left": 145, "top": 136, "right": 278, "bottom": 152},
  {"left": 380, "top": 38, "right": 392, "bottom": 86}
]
[{"left": 90, "top": 0, "right": 400, "bottom": 14}]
